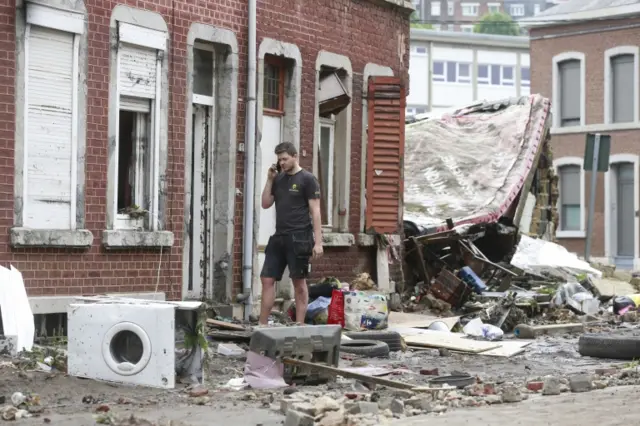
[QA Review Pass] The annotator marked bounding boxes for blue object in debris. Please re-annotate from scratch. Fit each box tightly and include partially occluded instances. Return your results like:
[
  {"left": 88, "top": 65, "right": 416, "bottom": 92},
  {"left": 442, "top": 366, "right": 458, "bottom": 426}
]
[{"left": 458, "top": 266, "right": 487, "bottom": 294}]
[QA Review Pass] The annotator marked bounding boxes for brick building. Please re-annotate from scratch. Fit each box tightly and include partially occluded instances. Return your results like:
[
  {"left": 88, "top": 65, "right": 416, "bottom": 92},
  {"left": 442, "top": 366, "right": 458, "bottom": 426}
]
[
  {"left": 0, "top": 0, "right": 411, "bottom": 320},
  {"left": 524, "top": 0, "right": 640, "bottom": 269}
]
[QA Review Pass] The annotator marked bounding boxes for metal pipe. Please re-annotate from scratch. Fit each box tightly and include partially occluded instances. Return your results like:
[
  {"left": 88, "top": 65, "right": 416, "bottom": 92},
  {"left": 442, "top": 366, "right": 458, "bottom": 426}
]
[{"left": 241, "top": 0, "right": 257, "bottom": 321}]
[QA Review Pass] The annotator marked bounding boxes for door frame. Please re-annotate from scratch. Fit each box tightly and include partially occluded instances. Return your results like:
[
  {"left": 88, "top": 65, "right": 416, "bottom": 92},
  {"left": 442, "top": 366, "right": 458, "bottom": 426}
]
[{"left": 604, "top": 153, "right": 640, "bottom": 267}]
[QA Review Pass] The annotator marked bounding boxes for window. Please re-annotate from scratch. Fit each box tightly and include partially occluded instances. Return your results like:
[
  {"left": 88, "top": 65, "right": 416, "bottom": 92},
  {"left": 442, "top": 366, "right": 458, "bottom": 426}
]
[
  {"left": 559, "top": 165, "right": 581, "bottom": 232},
  {"left": 510, "top": 4, "right": 525, "bottom": 16},
  {"left": 416, "top": 107, "right": 427, "bottom": 114},
  {"left": 478, "top": 64, "right": 489, "bottom": 84},
  {"left": 461, "top": 25, "right": 474, "bottom": 33},
  {"left": 20, "top": 3, "right": 85, "bottom": 231},
  {"left": 521, "top": 66, "right": 531, "bottom": 87},
  {"left": 444, "top": 24, "right": 452, "bottom": 31},
  {"left": 113, "top": 23, "right": 166, "bottom": 230},
  {"left": 447, "top": 1, "right": 454, "bottom": 15},
  {"left": 319, "top": 118, "right": 335, "bottom": 226},
  {"left": 414, "top": 46, "right": 428, "bottom": 54},
  {"left": 611, "top": 54, "right": 634, "bottom": 123},
  {"left": 477, "top": 64, "right": 517, "bottom": 86},
  {"left": 433, "top": 24, "right": 441, "bottom": 31},
  {"left": 433, "top": 61, "right": 472, "bottom": 84},
  {"left": 558, "top": 59, "right": 582, "bottom": 127},
  {"left": 461, "top": 3, "right": 479, "bottom": 16},
  {"left": 431, "top": 1, "right": 441, "bottom": 16},
  {"left": 502, "top": 66, "right": 514, "bottom": 86},
  {"left": 488, "top": 2, "right": 500, "bottom": 13},
  {"left": 263, "top": 57, "right": 286, "bottom": 115},
  {"left": 534, "top": 4, "right": 541, "bottom": 15}
]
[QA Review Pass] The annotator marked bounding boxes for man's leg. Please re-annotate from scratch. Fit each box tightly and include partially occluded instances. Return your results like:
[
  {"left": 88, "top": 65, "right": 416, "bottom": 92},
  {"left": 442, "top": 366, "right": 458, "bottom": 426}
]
[
  {"left": 259, "top": 237, "right": 287, "bottom": 326},
  {"left": 292, "top": 278, "right": 309, "bottom": 324}
]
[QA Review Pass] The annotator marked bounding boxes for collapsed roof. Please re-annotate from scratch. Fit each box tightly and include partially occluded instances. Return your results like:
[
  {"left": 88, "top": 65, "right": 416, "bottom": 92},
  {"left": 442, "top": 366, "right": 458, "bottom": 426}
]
[{"left": 403, "top": 95, "right": 553, "bottom": 234}]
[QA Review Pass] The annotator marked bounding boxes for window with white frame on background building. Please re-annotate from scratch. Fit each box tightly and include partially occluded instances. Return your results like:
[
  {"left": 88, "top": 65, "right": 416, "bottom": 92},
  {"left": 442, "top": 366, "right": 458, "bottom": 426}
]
[
  {"left": 559, "top": 165, "right": 581, "bottom": 231},
  {"left": 488, "top": 2, "right": 500, "bottom": 13},
  {"left": 510, "top": 4, "right": 525, "bottom": 16},
  {"left": 413, "top": 46, "right": 427, "bottom": 54},
  {"left": 521, "top": 66, "right": 530, "bottom": 87},
  {"left": 461, "top": 25, "right": 474, "bottom": 33},
  {"left": 432, "top": 60, "right": 471, "bottom": 83},
  {"left": 558, "top": 59, "right": 581, "bottom": 127},
  {"left": 534, "top": 4, "right": 541, "bottom": 15},
  {"left": 433, "top": 24, "right": 442, "bottom": 31},
  {"left": 447, "top": 1, "right": 454, "bottom": 15},
  {"left": 21, "top": 3, "right": 84, "bottom": 230},
  {"left": 610, "top": 54, "right": 634, "bottom": 123},
  {"left": 114, "top": 22, "right": 166, "bottom": 231},
  {"left": 461, "top": 3, "right": 479, "bottom": 16},
  {"left": 431, "top": 1, "right": 441, "bottom": 16}
]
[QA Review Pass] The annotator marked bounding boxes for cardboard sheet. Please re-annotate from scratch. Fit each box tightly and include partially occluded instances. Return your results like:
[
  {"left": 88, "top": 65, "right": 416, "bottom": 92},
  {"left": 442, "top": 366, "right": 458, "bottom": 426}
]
[
  {"left": 388, "top": 312, "right": 460, "bottom": 330},
  {"left": 404, "top": 331, "right": 501, "bottom": 354}
]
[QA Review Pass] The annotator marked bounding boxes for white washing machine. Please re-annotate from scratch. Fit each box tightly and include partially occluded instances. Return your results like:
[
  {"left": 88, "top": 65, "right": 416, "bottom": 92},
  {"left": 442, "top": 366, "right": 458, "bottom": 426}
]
[{"left": 67, "top": 300, "right": 180, "bottom": 389}]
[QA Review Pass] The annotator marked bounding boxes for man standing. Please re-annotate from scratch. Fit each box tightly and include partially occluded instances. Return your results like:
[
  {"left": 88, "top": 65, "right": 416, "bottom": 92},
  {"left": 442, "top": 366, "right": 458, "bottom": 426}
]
[{"left": 259, "top": 142, "right": 323, "bottom": 326}]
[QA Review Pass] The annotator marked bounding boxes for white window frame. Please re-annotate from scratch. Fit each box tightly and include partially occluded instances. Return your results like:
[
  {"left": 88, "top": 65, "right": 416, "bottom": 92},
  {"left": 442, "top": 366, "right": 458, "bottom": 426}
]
[
  {"left": 113, "top": 23, "right": 166, "bottom": 231},
  {"left": 554, "top": 157, "right": 586, "bottom": 239},
  {"left": 477, "top": 64, "right": 490, "bottom": 85},
  {"left": 501, "top": 65, "right": 515, "bottom": 86},
  {"left": 488, "top": 2, "right": 500, "bottom": 13},
  {"left": 412, "top": 46, "right": 428, "bottom": 55},
  {"left": 461, "top": 25, "right": 474, "bottom": 33},
  {"left": 461, "top": 3, "right": 479, "bottom": 16},
  {"left": 457, "top": 62, "right": 471, "bottom": 83},
  {"left": 432, "top": 60, "right": 446, "bottom": 82},
  {"left": 23, "top": 4, "right": 84, "bottom": 230},
  {"left": 521, "top": 66, "right": 531, "bottom": 87},
  {"left": 552, "top": 52, "right": 586, "bottom": 129},
  {"left": 319, "top": 117, "right": 335, "bottom": 228},
  {"left": 510, "top": 4, "right": 525, "bottom": 17},
  {"left": 192, "top": 41, "right": 217, "bottom": 107},
  {"left": 447, "top": 1, "right": 454, "bottom": 15},
  {"left": 604, "top": 46, "right": 640, "bottom": 125},
  {"left": 431, "top": 1, "right": 441, "bottom": 16},
  {"left": 534, "top": 4, "right": 541, "bottom": 15}
]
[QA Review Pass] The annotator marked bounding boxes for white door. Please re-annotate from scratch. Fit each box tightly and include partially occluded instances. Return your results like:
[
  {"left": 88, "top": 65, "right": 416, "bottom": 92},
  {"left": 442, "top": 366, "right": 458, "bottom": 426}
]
[
  {"left": 258, "top": 116, "right": 282, "bottom": 273},
  {"left": 187, "top": 104, "right": 214, "bottom": 299}
]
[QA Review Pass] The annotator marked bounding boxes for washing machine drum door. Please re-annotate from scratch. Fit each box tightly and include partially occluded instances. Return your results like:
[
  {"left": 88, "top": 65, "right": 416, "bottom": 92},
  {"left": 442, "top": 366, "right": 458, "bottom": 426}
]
[{"left": 103, "top": 322, "right": 152, "bottom": 376}]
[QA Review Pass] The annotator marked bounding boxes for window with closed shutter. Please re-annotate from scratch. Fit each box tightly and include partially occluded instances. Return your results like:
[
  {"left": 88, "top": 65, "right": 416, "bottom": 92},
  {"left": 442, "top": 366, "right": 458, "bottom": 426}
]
[
  {"left": 118, "top": 44, "right": 158, "bottom": 99},
  {"left": 25, "top": 25, "right": 75, "bottom": 229},
  {"left": 612, "top": 54, "right": 634, "bottom": 123},
  {"left": 559, "top": 165, "right": 580, "bottom": 231},
  {"left": 559, "top": 60, "right": 581, "bottom": 127},
  {"left": 365, "top": 76, "right": 406, "bottom": 234}
]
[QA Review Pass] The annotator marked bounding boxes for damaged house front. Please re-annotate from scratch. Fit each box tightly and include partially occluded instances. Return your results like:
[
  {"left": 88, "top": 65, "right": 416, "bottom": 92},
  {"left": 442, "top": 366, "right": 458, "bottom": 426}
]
[{"left": 0, "top": 0, "right": 412, "bottom": 331}]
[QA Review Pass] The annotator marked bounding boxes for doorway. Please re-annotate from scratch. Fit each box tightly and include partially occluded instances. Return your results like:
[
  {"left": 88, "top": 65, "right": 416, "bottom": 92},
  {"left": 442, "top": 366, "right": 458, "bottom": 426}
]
[{"left": 187, "top": 103, "right": 214, "bottom": 299}]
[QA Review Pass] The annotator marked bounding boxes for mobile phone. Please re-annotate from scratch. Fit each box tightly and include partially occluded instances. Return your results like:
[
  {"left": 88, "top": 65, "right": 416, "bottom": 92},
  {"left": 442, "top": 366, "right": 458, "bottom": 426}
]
[{"left": 276, "top": 160, "right": 282, "bottom": 173}]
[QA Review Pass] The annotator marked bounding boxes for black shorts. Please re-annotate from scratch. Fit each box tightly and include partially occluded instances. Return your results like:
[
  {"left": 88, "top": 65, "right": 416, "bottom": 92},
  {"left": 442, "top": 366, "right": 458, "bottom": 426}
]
[{"left": 260, "top": 229, "right": 314, "bottom": 281}]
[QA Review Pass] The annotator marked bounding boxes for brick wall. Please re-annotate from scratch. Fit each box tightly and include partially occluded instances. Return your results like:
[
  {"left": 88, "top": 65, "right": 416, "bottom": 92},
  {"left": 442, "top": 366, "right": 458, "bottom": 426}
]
[
  {"left": 530, "top": 17, "right": 640, "bottom": 258},
  {"left": 0, "top": 0, "right": 409, "bottom": 301}
]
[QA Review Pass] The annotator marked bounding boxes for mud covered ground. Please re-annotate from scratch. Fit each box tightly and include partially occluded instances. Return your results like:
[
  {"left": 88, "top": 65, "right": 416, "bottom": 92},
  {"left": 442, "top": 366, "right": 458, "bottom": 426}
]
[{"left": 0, "top": 329, "right": 632, "bottom": 425}]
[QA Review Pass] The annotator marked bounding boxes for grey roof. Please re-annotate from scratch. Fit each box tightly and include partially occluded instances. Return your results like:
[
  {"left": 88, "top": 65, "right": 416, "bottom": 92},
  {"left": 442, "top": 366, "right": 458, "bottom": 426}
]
[{"left": 536, "top": 0, "right": 640, "bottom": 17}]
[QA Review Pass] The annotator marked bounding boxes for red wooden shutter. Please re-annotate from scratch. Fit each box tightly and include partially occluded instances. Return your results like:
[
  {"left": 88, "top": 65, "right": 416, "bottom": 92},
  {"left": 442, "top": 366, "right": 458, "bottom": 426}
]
[{"left": 365, "top": 76, "right": 406, "bottom": 234}]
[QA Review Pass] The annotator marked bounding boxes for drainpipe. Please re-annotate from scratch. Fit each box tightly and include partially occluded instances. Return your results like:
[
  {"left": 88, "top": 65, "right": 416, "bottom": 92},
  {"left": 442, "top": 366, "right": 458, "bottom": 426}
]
[{"left": 241, "top": 0, "right": 257, "bottom": 321}]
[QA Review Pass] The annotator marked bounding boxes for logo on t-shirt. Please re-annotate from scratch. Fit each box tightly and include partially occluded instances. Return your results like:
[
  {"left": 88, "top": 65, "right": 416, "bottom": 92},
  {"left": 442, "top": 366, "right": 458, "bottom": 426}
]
[{"left": 290, "top": 183, "right": 299, "bottom": 192}]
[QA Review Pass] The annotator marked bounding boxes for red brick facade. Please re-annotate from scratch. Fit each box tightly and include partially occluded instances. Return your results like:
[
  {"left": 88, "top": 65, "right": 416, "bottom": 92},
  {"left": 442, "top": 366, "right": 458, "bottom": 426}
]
[
  {"left": 530, "top": 17, "right": 640, "bottom": 262},
  {"left": 0, "top": 1, "right": 410, "bottom": 301}
]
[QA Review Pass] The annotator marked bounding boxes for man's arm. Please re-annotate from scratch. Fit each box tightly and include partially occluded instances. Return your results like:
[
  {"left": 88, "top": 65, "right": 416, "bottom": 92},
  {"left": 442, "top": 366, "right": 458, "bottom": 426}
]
[{"left": 261, "top": 177, "right": 275, "bottom": 209}]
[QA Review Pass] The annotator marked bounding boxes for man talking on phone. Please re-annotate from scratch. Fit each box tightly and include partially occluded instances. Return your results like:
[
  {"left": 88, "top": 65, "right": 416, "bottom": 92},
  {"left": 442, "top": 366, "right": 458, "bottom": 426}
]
[{"left": 259, "top": 142, "right": 323, "bottom": 326}]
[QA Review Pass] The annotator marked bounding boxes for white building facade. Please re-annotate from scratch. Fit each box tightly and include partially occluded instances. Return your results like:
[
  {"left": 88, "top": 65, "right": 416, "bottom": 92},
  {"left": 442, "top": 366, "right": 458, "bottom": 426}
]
[{"left": 408, "top": 29, "right": 531, "bottom": 116}]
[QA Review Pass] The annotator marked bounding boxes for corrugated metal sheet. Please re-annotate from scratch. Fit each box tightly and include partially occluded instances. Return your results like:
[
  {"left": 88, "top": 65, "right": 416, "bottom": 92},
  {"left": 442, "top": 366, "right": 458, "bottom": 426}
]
[
  {"left": 26, "top": 25, "right": 74, "bottom": 229},
  {"left": 119, "top": 43, "right": 157, "bottom": 99},
  {"left": 365, "top": 76, "right": 406, "bottom": 234}
]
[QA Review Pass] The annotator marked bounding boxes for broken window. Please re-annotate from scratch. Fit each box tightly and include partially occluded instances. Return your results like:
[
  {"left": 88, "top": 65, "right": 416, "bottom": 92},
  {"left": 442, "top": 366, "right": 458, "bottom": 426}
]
[
  {"left": 317, "top": 65, "right": 351, "bottom": 231},
  {"left": 559, "top": 165, "right": 581, "bottom": 231},
  {"left": 263, "top": 56, "right": 286, "bottom": 115}
]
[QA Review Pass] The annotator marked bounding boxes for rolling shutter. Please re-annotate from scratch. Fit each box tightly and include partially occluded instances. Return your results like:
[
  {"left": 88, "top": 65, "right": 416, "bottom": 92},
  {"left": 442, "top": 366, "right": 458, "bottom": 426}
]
[
  {"left": 119, "top": 43, "right": 157, "bottom": 99},
  {"left": 25, "top": 25, "right": 74, "bottom": 229},
  {"left": 365, "top": 76, "right": 406, "bottom": 234}
]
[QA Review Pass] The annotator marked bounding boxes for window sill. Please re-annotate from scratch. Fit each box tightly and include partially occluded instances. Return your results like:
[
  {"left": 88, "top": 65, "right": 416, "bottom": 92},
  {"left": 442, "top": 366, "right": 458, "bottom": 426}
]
[
  {"left": 10, "top": 228, "right": 94, "bottom": 248},
  {"left": 556, "top": 230, "right": 586, "bottom": 239},
  {"left": 357, "top": 234, "right": 402, "bottom": 247},
  {"left": 322, "top": 232, "right": 355, "bottom": 247},
  {"left": 102, "top": 230, "right": 174, "bottom": 249},
  {"left": 551, "top": 122, "right": 640, "bottom": 135}
]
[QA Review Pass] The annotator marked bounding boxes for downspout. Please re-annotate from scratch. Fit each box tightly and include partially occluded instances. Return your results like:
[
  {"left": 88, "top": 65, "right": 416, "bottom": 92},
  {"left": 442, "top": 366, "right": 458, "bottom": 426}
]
[{"left": 241, "top": 0, "right": 257, "bottom": 321}]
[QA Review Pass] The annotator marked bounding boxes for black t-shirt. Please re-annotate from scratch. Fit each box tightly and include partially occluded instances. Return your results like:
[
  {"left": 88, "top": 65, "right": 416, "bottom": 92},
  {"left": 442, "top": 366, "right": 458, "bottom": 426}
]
[{"left": 271, "top": 169, "right": 320, "bottom": 234}]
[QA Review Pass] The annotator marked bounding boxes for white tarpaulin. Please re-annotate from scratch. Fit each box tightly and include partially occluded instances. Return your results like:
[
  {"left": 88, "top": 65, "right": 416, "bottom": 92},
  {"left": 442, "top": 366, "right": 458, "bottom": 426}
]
[{"left": 404, "top": 95, "right": 551, "bottom": 230}]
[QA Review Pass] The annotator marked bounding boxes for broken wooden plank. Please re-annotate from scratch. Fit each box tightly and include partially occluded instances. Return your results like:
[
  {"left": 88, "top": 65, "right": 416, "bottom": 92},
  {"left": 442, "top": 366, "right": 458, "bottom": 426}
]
[
  {"left": 206, "top": 318, "right": 247, "bottom": 331},
  {"left": 282, "top": 357, "right": 415, "bottom": 390},
  {"left": 404, "top": 331, "right": 501, "bottom": 354}
]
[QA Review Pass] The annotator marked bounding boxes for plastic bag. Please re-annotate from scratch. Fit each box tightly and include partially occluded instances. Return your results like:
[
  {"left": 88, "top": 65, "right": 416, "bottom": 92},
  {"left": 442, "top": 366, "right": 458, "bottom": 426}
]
[
  {"left": 327, "top": 289, "right": 345, "bottom": 327},
  {"left": 306, "top": 296, "right": 332, "bottom": 320},
  {"left": 462, "top": 318, "right": 504, "bottom": 341},
  {"left": 343, "top": 291, "right": 389, "bottom": 331},
  {"left": 613, "top": 295, "right": 640, "bottom": 315}
]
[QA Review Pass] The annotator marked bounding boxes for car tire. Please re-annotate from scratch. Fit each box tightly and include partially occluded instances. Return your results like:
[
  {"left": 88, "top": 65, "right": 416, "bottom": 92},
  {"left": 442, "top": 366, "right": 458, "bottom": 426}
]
[
  {"left": 340, "top": 340, "right": 390, "bottom": 358},
  {"left": 344, "top": 330, "right": 404, "bottom": 352},
  {"left": 578, "top": 333, "right": 640, "bottom": 360}
]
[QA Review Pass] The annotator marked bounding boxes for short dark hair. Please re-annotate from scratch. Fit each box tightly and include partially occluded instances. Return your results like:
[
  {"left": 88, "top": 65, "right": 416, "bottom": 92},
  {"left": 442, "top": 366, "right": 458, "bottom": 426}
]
[{"left": 275, "top": 142, "right": 297, "bottom": 156}]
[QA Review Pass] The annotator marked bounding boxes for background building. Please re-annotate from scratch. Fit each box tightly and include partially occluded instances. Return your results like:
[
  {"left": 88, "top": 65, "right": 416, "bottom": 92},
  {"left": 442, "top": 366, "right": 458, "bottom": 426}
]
[
  {"left": 524, "top": 0, "right": 640, "bottom": 269},
  {"left": 407, "top": 28, "right": 530, "bottom": 116},
  {"left": 0, "top": 0, "right": 411, "bottom": 326}
]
